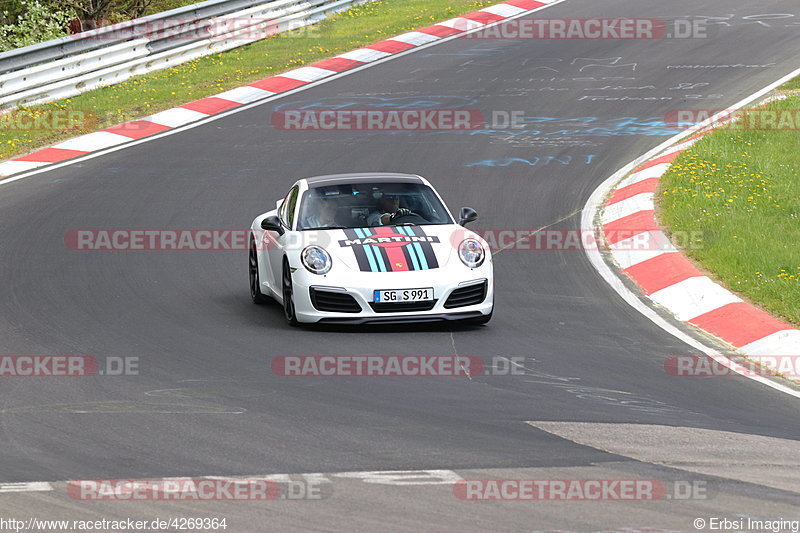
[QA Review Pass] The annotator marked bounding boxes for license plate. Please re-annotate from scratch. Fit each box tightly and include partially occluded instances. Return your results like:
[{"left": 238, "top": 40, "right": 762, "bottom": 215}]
[{"left": 374, "top": 288, "right": 433, "bottom": 303}]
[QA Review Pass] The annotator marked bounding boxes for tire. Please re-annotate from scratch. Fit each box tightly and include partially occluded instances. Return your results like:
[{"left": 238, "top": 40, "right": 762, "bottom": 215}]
[
  {"left": 249, "top": 238, "right": 269, "bottom": 304},
  {"left": 282, "top": 258, "right": 299, "bottom": 327}
]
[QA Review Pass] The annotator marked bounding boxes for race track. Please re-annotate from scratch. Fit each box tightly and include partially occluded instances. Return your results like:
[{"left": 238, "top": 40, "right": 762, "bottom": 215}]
[{"left": 1, "top": 0, "right": 799, "bottom": 530}]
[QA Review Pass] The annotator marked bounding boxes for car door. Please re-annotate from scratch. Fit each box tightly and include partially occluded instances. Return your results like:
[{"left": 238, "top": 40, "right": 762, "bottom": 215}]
[{"left": 267, "top": 185, "right": 300, "bottom": 291}]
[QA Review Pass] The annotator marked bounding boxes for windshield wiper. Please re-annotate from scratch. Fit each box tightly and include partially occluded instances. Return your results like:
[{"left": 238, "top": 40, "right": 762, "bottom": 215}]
[{"left": 302, "top": 225, "right": 349, "bottom": 230}]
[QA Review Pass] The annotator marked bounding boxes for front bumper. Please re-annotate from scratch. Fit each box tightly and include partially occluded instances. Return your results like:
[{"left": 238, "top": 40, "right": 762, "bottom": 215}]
[
  {"left": 290, "top": 266, "right": 493, "bottom": 324},
  {"left": 316, "top": 311, "right": 486, "bottom": 325}
]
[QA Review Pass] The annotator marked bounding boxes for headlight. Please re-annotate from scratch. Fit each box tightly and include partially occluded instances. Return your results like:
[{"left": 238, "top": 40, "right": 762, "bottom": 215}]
[
  {"left": 458, "top": 238, "right": 485, "bottom": 268},
  {"left": 301, "top": 245, "right": 332, "bottom": 274}
]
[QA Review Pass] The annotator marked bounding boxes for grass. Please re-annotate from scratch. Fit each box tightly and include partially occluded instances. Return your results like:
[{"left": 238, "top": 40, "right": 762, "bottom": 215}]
[
  {"left": 145, "top": 0, "right": 209, "bottom": 15},
  {"left": 0, "top": 0, "right": 494, "bottom": 160},
  {"left": 657, "top": 87, "right": 800, "bottom": 326},
  {"left": 778, "top": 76, "right": 800, "bottom": 92}
]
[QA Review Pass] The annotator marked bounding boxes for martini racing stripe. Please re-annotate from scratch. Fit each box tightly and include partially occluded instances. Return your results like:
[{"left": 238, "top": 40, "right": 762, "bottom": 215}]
[
  {"left": 396, "top": 226, "right": 424, "bottom": 270},
  {"left": 343, "top": 228, "right": 373, "bottom": 272},
  {"left": 354, "top": 227, "right": 386, "bottom": 272},
  {"left": 401, "top": 226, "right": 439, "bottom": 270},
  {"left": 374, "top": 226, "right": 410, "bottom": 272},
  {"left": 341, "top": 226, "right": 439, "bottom": 272}
]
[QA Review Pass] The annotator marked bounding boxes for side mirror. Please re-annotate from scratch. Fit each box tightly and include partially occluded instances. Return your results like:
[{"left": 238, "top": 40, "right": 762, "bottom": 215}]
[
  {"left": 459, "top": 207, "right": 478, "bottom": 226},
  {"left": 261, "top": 215, "right": 285, "bottom": 235}
]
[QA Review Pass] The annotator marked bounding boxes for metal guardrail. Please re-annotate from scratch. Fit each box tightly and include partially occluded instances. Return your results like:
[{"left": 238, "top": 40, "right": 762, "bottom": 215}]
[{"left": 0, "top": 0, "right": 368, "bottom": 110}]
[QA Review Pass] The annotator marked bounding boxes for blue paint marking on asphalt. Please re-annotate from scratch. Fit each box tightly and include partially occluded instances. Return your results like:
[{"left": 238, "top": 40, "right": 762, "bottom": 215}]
[
  {"left": 274, "top": 95, "right": 480, "bottom": 111},
  {"left": 465, "top": 154, "right": 598, "bottom": 167}
]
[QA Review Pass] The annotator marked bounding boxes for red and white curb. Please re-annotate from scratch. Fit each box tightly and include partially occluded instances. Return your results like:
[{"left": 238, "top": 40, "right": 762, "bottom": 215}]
[
  {"left": 0, "top": 0, "right": 559, "bottom": 179},
  {"left": 600, "top": 119, "right": 800, "bottom": 374}
]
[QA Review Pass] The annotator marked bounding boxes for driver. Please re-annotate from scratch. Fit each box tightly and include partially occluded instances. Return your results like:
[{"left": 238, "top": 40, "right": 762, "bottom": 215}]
[{"left": 367, "top": 193, "right": 412, "bottom": 226}]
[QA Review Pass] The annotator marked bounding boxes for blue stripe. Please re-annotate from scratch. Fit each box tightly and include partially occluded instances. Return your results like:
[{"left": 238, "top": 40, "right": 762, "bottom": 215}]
[
  {"left": 354, "top": 228, "right": 379, "bottom": 272},
  {"left": 413, "top": 242, "right": 428, "bottom": 270},
  {"left": 359, "top": 227, "right": 387, "bottom": 273},
  {"left": 404, "top": 226, "right": 429, "bottom": 270},
  {"left": 396, "top": 226, "right": 422, "bottom": 271}
]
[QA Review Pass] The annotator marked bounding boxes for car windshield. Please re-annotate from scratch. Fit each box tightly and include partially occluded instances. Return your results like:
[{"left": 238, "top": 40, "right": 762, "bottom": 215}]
[{"left": 296, "top": 181, "right": 453, "bottom": 230}]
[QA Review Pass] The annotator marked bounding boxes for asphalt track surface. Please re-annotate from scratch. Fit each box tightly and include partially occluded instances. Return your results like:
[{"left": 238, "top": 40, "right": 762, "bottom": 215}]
[{"left": 1, "top": 0, "right": 800, "bottom": 531}]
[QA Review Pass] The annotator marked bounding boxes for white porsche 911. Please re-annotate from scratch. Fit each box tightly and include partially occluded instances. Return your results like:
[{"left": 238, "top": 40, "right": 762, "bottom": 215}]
[{"left": 249, "top": 173, "right": 493, "bottom": 326}]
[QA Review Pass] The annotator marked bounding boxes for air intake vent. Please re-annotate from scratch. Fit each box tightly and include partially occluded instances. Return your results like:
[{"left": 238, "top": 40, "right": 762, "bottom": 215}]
[
  {"left": 369, "top": 300, "right": 437, "bottom": 313},
  {"left": 310, "top": 288, "right": 362, "bottom": 313},
  {"left": 444, "top": 281, "right": 487, "bottom": 309}
]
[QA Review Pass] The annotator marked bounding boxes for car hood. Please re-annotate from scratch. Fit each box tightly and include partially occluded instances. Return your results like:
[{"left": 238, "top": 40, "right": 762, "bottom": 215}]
[{"left": 313, "top": 224, "right": 482, "bottom": 273}]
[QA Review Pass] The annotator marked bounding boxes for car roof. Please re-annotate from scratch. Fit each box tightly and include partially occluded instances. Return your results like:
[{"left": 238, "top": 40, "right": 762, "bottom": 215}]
[{"left": 303, "top": 172, "right": 426, "bottom": 188}]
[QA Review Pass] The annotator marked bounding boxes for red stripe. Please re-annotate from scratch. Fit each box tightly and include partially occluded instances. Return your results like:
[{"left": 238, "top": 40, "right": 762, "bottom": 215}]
[
  {"left": 417, "top": 24, "right": 462, "bottom": 37},
  {"left": 15, "top": 148, "right": 87, "bottom": 163},
  {"left": 249, "top": 76, "right": 307, "bottom": 93},
  {"left": 310, "top": 57, "right": 364, "bottom": 72},
  {"left": 622, "top": 252, "right": 704, "bottom": 295},
  {"left": 461, "top": 11, "right": 505, "bottom": 24},
  {"left": 373, "top": 227, "right": 409, "bottom": 272},
  {"left": 690, "top": 303, "right": 790, "bottom": 347},
  {"left": 607, "top": 178, "right": 659, "bottom": 205},
  {"left": 603, "top": 210, "right": 658, "bottom": 245},
  {"left": 180, "top": 97, "right": 240, "bottom": 115},
  {"left": 633, "top": 151, "right": 681, "bottom": 173},
  {"left": 104, "top": 120, "right": 170, "bottom": 139},
  {"left": 503, "top": 0, "right": 546, "bottom": 9},
  {"left": 603, "top": 211, "right": 660, "bottom": 245},
  {"left": 366, "top": 40, "right": 415, "bottom": 54}
]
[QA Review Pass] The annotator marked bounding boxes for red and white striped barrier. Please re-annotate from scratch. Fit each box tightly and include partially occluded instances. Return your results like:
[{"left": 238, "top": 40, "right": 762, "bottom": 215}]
[
  {"left": 0, "top": 0, "right": 558, "bottom": 178},
  {"left": 601, "top": 128, "right": 800, "bottom": 361}
]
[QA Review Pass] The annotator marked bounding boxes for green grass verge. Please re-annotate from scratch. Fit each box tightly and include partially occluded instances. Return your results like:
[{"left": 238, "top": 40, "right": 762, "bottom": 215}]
[
  {"left": 657, "top": 87, "right": 800, "bottom": 326},
  {"left": 0, "top": 0, "right": 493, "bottom": 160},
  {"left": 145, "top": 0, "right": 210, "bottom": 15}
]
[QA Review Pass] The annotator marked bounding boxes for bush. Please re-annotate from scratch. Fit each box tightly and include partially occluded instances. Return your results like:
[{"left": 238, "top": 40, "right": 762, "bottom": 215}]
[{"left": 0, "top": 0, "right": 74, "bottom": 51}]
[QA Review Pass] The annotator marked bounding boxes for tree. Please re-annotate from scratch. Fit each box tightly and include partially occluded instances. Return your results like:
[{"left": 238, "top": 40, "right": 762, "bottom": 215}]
[
  {"left": 0, "top": 0, "right": 74, "bottom": 51},
  {"left": 61, "top": 0, "right": 153, "bottom": 23}
]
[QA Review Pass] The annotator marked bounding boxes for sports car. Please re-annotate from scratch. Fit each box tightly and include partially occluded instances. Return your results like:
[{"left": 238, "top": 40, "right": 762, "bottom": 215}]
[{"left": 249, "top": 172, "right": 493, "bottom": 325}]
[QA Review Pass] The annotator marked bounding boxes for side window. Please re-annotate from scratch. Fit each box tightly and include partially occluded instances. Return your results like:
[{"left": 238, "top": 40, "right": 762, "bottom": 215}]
[
  {"left": 282, "top": 186, "right": 300, "bottom": 229},
  {"left": 279, "top": 192, "right": 289, "bottom": 221}
]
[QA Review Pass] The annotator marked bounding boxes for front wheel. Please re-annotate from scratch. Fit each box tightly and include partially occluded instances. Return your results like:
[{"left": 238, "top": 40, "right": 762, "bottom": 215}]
[
  {"left": 249, "top": 239, "right": 269, "bottom": 304},
  {"left": 282, "top": 259, "right": 299, "bottom": 327}
]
